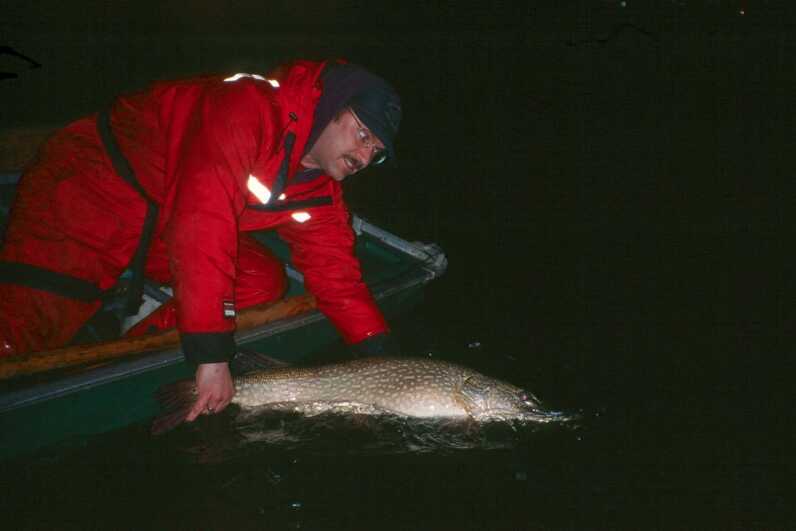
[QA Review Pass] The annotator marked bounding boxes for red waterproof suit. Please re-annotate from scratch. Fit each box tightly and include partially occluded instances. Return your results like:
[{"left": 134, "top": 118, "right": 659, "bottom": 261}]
[{"left": 0, "top": 60, "right": 388, "bottom": 362}]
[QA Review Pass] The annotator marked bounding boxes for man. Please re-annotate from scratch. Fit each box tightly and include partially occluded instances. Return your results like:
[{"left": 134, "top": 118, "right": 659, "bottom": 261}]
[{"left": 0, "top": 59, "right": 402, "bottom": 422}]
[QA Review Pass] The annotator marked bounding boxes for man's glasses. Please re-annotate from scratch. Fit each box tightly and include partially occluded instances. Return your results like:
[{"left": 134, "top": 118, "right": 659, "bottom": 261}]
[{"left": 349, "top": 109, "right": 387, "bottom": 166}]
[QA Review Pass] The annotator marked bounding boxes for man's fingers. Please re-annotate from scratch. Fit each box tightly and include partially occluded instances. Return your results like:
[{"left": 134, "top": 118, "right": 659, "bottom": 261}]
[
  {"left": 186, "top": 394, "right": 211, "bottom": 422},
  {"left": 213, "top": 400, "right": 230, "bottom": 413},
  {"left": 186, "top": 394, "right": 231, "bottom": 422},
  {"left": 187, "top": 362, "right": 235, "bottom": 422}
]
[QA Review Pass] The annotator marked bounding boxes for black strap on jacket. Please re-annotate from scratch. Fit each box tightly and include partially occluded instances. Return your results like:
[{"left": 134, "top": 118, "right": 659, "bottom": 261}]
[
  {"left": 96, "top": 107, "right": 160, "bottom": 316},
  {"left": 269, "top": 132, "right": 295, "bottom": 202},
  {"left": 246, "top": 130, "right": 333, "bottom": 213},
  {"left": 0, "top": 262, "right": 105, "bottom": 301},
  {"left": 247, "top": 196, "right": 332, "bottom": 212},
  {"left": 0, "top": 106, "right": 158, "bottom": 319}
]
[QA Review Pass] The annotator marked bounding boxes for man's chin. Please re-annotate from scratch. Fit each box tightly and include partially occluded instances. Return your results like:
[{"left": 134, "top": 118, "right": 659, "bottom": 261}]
[{"left": 324, "top": 164, "right": 349, "bottom": 182}]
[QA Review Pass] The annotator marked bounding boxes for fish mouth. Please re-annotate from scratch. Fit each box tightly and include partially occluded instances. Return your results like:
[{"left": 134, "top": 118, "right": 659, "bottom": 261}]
[
  {"left": 474, "top": 406, "right": 575, "bottom": 424},
  {"left": 517, "top": 409, "right": 579, "bottom": 424}
]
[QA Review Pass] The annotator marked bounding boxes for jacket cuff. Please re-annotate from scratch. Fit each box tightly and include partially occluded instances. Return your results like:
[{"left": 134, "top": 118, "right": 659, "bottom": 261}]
[
  {"left": 351, "top": 332, "right": 401, "bottom": 357},
  {"left": 181, "top": 331, "right": 236, "bottom": 367}
]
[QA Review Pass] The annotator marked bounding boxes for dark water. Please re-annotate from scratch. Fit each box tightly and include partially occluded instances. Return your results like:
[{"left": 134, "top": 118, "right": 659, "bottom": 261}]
[
  {"left": 1, "top": 308, "right": 789, "bottom": 530},
  {"left": 2, "top": 3, "right": 792, "bottom": 529}
]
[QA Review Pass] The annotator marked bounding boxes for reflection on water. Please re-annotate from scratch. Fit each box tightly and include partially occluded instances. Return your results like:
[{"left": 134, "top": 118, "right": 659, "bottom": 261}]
[
  {"left": 0, "top": 340, "right": 782, "bottom": 530},
  {"left": 175, "top": 406, "right": 581, "bottom": 464},
  {"left": 1, "top": 364, "right": 781, "bottom": 530},
  {"left": 1, "top": 393, "right": 587, "bottom": 530}
]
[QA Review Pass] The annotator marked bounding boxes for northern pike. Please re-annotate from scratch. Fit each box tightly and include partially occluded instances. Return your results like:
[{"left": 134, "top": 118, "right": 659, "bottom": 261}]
[{"left": 152, "top": 356, "right": 566, "bottom": 434}]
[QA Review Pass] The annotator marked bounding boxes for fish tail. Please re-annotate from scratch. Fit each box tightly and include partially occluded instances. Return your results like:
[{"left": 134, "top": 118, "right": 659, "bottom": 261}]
[{"left": 151, "top": 380, "right": 196, "bottom": 435}]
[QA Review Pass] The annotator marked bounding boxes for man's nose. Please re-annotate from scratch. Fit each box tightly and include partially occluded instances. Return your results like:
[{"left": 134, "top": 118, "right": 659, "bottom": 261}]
[{"left": 353, "top": 146, "right": 372, "bottom": 168}]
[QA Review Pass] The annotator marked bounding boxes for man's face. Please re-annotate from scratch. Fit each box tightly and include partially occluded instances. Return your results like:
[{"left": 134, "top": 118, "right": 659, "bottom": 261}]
[{"left": 301, "top": 109, "right": 386, "bottom": 181}]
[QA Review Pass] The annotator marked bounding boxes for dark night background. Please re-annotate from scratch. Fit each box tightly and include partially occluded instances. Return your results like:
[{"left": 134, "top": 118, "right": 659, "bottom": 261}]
[{"left": 1, "top": 2, "right": 792, "bottom": 529}]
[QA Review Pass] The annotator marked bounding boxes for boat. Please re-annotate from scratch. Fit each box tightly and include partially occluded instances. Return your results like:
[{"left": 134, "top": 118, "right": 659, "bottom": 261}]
[{"left": 0, "top": 149, "right": 447, "bottom": 460}]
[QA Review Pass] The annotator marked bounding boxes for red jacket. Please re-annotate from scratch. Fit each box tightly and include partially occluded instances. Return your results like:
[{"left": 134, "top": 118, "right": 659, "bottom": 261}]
[{"left": 5, "top": 60, "right": 388, "bottom": 360}]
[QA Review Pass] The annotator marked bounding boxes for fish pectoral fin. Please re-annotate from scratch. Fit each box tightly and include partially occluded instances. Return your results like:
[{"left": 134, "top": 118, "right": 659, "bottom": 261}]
[{"left": 452, "top": 394, "right": 477, "bottom": 418}]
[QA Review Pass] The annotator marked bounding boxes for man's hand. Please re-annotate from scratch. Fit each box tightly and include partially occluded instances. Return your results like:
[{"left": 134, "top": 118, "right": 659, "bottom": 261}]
[{"left": 186, "top": 362, "right": 235, "bottom": 422}]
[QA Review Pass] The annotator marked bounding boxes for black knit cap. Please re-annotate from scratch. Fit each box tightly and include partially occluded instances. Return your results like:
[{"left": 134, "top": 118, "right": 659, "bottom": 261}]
[{"left": 305, "top": 62, "right": 402, "bottom": 164}]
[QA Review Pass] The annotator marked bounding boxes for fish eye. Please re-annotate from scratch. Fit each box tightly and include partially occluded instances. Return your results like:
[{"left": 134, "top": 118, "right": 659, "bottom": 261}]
[{"left": 519, "top": 391, "right": 538, "bottom": 404}]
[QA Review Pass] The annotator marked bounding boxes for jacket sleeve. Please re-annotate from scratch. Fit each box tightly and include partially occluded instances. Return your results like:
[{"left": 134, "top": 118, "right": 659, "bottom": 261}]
[
  {"left": 277, "top": 189, "right": 389, "bottom": 345},
  {"left": 164, "top": 81, "right": 274, "bottom": 365}
]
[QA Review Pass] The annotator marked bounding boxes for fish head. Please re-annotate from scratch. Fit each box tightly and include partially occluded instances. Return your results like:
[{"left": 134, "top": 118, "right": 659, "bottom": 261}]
[{"left": 457, "top": 373, "right": 546, "bottom": 421}]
